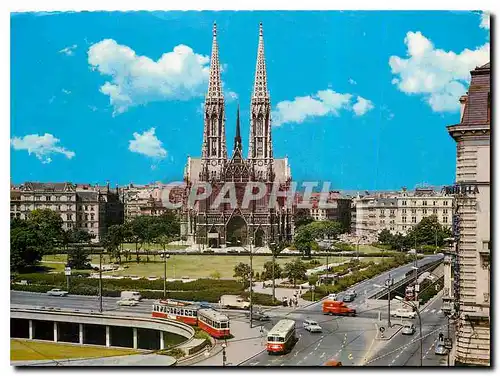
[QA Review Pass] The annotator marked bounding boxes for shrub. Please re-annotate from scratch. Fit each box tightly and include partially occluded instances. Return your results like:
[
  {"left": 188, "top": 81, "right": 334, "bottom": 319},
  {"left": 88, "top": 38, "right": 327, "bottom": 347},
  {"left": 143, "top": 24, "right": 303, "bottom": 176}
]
[
  {"left": 159, "top": 348, "right": 185, "bottom": 359},
  {"left": 240, "top": 291, "right": 281, "bottom": 306}
]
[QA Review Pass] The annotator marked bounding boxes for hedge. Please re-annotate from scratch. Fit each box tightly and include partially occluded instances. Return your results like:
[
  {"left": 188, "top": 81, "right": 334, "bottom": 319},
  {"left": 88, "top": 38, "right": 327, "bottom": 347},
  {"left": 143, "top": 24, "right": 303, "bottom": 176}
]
[
  {"left": 240, "top": 291, "right": 282, "bottom": 306},
  {"left": 12, "top": 274, "right": 247, "bottom": 293},
  {"left": 302, "top": 255, "right": 415, "bottom": 301}
]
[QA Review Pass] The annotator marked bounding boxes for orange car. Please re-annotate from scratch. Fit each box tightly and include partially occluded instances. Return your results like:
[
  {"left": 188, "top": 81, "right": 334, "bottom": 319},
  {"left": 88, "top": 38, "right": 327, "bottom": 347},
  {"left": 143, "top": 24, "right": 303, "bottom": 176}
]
[{"left": 324, "top": 360, "right": 342, "bottom": 366}]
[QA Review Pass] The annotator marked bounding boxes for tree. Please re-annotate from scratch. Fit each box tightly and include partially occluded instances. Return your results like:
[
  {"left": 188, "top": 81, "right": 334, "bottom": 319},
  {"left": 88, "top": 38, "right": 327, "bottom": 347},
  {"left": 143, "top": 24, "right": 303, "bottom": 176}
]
[
  {"left": 27, "top": 209, "right": 64, "bottom": 253},
  {"left": 390, "top": 232, "right": 406, "bottom": 251},
  {"left": 378, "top": 229, "right": 393, "bottom": 245},
  {"left": 102, "top": 224, "right": 125, "bottom": 264},
  {"left": 308, "top": 274, "right": 319, "bottom": 286},
  {"left": 10, "top": 219, "right": 42, "bottom": 272},
  {"left": 261, "top": 261, "right": 282, "bottom": 280},
  {"left": 128, "top": 216, "right": 151, "bottom": 263},
  {"left": 406, "top": 215, "right": 452, "bottom": 249},
  {"left": 283, "top": 258, "right": 307, "bottom": 287},
  {"left": 67, "top": 229, "right": 94, "bottom": 269},
  {"left": 233, "top": 262, "right": 252, "bottom": 283},
  {"left": 294, "top": 226, "right": 315, "bottom": 258},
  {"left": 210, "top": 270, "right": 221, "bottom": 280},
  {"left": 293, "top": 208, "right": 314, "bottom": 228}
]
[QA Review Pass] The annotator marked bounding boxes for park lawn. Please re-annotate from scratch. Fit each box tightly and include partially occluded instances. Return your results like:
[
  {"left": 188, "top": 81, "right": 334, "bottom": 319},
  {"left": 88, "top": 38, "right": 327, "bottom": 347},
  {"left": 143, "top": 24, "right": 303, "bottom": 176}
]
[
  {"left": 41, "top": 254, "right": 383, "bottom": 279},
  {"left": 121, "top": 243, "right": 188, "bottom": 251},
  {"left": 357, "top": 244, "right": 387, "bottom": 253},
  {"left": 10, "top": 339, "right": 139, "bottom": 361}
]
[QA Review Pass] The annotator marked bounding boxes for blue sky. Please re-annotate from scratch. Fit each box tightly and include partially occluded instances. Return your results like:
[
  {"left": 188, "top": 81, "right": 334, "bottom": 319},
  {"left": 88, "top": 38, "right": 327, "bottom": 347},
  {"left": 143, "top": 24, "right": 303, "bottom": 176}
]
[{"left": 10, "top": 10, "right": 490, "bottom": 190}]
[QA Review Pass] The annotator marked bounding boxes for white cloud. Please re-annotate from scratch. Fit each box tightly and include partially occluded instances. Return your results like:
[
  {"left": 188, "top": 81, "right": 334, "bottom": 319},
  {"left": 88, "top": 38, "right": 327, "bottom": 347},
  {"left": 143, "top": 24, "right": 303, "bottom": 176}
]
[
  {"left": 59, "top": 44, "right": 77, "bottom": 56},
  {"left": 11, "top": 133, "right": 75, "bottom": 163},
  {"left": 389, "top": 31, "right": 489, "bottom": 112},
  {"left": 348, "top": 78, "right": 357, "bottom": 85},
  {"left": 129, "top": 128, "right": 167, "bottom": 159},
  {"left": 226, "top": 91, "right": 238, "bottom": 102},
  {"left": 272, "top": 89, "right": 374, "bottom": 126},
  {"left": 88, "top": 39, "right": 216, "bottom": 115},
  {"left": 352, "top": 96, "right": 374, "bottom": 116},
  {"left": 480, "top": 11, "right": 490, "bottom": 30}
]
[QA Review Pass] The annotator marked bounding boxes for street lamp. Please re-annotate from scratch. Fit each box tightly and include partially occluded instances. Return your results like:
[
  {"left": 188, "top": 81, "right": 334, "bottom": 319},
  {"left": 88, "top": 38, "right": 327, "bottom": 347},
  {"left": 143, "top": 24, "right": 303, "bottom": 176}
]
[
  {"left": 98, "top": 249, "right": 104, "bottom": 313},
  {"left": 395, "top": 295, "right": 423, "bottom": 367},
  {"left": 221, "top": 342, "right": 227, "bottom": 366},
  {"left": 159, "top": 251, "right": 171, "bottom": 298},
  {"left": 373, "top": 274, "right": 394, "bottom": 329}
]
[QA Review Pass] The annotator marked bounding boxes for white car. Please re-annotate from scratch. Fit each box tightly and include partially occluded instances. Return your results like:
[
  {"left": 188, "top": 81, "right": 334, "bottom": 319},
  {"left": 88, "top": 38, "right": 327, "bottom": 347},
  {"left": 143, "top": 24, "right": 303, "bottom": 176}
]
[
  {"left": 117, "top": 299, "right": 139, "bottom": 306},
  {"left": 304, "top": 319, "right": 322, "bottom": 333},
  {"left": 46, "top": 288, "right": 68, "bottom": 297},
  {"left": 391, "top": 309, "right": 416, "bottom": 319},
  {"left": 402, "top": 323, "right": 416, "bottom": 335},
  {"left": 326, "top": 293, "right": 338, "bottom": 301}
]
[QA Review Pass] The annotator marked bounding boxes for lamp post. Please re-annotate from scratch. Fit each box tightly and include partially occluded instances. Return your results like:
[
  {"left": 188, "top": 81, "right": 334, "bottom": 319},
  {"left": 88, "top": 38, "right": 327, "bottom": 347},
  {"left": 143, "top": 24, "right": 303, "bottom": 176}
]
[
  {"left": 159, "top": 251, "right": 170, "bottom": 298},
  {"left": 395, "top": 296, "right": 423, "bottom": 366},
  {"left": 233, "top": 238, "right": 254, "bottom": 328},
  {"left": 221, "top": 342, "right": 227, "bottom": 367},
  {"left": 98, "top": 249, "right": 103, "bottom": 313}
]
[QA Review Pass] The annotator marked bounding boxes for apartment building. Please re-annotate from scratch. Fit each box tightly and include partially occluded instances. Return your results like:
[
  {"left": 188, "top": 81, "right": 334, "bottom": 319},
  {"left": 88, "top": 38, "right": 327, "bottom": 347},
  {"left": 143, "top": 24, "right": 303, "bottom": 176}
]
[
  {"left": 351, "top": 188, "right": 453, "bottom": 238},
  {"left": 121, "top": 183, "right": 168, "bottom": 219},
  {"left": 11, "top": 182, "right": 124, "bottom": 242},
  {"left": 444, "top": 62, "right": 490, "bottom": 366},
  {"left": 397, "top": 188, "right": 453, "bottom": 234},
  {"left": 294, "top": 191, "right": 352, "bottom": 229}
]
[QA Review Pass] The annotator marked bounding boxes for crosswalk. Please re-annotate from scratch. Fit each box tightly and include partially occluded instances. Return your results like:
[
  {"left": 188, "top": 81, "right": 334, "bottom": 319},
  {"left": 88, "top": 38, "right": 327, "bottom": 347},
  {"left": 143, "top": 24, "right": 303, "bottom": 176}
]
[{"left": 422, "top": 308, "right": 441, "bottom": 314}]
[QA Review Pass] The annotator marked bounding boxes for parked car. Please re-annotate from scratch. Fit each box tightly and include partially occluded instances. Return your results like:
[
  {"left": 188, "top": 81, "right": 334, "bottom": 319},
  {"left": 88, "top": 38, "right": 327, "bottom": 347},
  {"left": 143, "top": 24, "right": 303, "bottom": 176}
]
[
  {"left": 121, "top": 291, "right": 142, "bottom": 301},
  {"left": 46, "top": 288, "right": 68, "bottom": 297},
  {"left": 402, "top": 323, "right": 416, "bottom": 335},
  {"left": 117, "top": 299, "right": 138, "bottom": 306},
  {"left": 304, "top": 320, "right": 322, "bottom": 333},
  {"left": 199, "top": 301, "right": 211, "bottom": 309}
]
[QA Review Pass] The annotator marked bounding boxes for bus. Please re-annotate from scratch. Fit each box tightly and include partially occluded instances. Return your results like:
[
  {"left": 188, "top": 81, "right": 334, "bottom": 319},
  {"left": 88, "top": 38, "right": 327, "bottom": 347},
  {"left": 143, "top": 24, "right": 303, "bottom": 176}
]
[
  {"left": 267, "top": 319, "right": 297, "bottom": 355},
  {"left": 197, "top": 308, "right": 230, "bottom": 339}
]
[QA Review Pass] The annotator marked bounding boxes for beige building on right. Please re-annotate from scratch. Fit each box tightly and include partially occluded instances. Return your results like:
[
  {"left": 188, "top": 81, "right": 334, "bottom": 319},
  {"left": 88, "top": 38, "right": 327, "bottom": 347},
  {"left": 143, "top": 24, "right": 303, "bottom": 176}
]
[{"left": 444, "top": 62, "right": 490, "bottom": 366}]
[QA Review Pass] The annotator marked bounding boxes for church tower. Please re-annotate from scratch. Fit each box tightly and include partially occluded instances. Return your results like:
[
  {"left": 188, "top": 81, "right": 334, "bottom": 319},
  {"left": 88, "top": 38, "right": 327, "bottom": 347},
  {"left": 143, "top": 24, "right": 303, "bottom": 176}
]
[
  {"left": 201, "top": 22, "right": 226, "bottom": 180},
  {"left": 248, "top": 22, "right": 273, "bottom": 178}
]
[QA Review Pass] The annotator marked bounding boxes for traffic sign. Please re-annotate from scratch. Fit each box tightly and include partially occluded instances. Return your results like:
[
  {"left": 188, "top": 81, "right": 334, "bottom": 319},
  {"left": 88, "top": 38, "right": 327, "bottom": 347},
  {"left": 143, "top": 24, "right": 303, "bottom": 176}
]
[
  {"left": 64, "top": 267, "right": 71, "bottom": 276},
  {"left": 379, "top": 326, "right": 385, "bottom": 333}
]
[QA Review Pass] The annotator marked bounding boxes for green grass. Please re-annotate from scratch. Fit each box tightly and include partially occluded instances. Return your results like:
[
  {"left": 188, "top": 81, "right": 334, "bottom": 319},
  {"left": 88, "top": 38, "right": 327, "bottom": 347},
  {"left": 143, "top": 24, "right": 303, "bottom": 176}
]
[
  {"left": 121, "top": 243, "right": 188, "bottom": 251},
  {"left": 10, "top": 339, "right": 139, "bottom": 361},
  {"left": 356, "top": 244, "right": 388, "bottom": 254},
  {"left": 41, "top": 254, "right": 385, "bottom": 280}
]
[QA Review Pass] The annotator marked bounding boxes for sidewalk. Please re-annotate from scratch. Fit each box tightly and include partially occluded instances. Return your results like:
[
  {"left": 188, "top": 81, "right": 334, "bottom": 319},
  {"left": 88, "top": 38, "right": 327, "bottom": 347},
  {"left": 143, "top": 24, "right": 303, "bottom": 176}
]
[{"left": 190, "top": 320, "right": 266, "bottom": 366}]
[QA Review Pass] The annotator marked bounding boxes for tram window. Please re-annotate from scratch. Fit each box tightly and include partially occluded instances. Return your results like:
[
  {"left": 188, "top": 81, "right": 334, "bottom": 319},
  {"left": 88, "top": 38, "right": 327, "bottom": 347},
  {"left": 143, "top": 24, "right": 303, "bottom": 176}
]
[
  {"left": 214, "top": 321, "right": 220, "bottom": 329},
  {"left": 181, "top": 309, "right": 184, "bottom": 316}
]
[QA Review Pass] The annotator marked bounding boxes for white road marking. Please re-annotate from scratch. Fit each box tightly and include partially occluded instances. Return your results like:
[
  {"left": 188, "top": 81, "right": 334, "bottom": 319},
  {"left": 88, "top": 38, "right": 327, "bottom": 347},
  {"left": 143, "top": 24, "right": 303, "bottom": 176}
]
[
  {"left": 297, "top": 360, "right": 303, "bottom": 365},
  {"left": 249, "top": 361, "right": 259, "bottom": 366},
  {"left": 423, "top": 309, "right": 429, "bottom": 313},
  {"left": 309, "top": 351, "right": 314, "bottom": 356},
  {"left": 320, "top": 352, "right": 326, "bottom": 359},
  {"left": 304, "top": 355, "right": 308, "bottom": 360},
  {"left": 430, "top": 309, "right": 436, "bottom": 313}
]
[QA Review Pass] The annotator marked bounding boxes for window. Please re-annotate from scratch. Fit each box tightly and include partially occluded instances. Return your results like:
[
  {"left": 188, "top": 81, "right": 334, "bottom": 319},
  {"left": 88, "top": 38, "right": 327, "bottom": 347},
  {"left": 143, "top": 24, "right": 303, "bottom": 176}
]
[
  {"left": 36, "top": 196, "right": 41, "bottom": 201},
  {"left": 423, "top": 201, "right": 427, "bottom": 206},
  {"left": 433, "top": 209, "right": 437, "bottom": 214},
  {"left": 402, "top": 209, "right": 407, "bottom": 214},
  {"left": 443, "top": 209, "right": 448, "bottom": 214},
  {"left": 433, "top": 201, "right": 437, "bottom": 206},
  {"left": 46, "top": 196, "right": 51, "bottom": 201},
  {"left": 403, "top": 226, "right": 407, "bottom": 230},
  {"left": 402, "top": 217, "right": 407, "bottom": 223},
  {"left": 402, "top": 200, "right": 407, "bottom": 206},
  {"left": 91, "top": 214, "right": 95, "bottom": 220},
  {"left": 390, "top": 209, "right": 395, "bottom": 215},
  {"left": 66, "top": 214, "right": 73, "bottom": 221},
  {"left": 443, "top": 216, "right": 448, "bottom": 223},
  {"left": 412, "top": 217, "right": 416, "bottom": 223},
  {"left": 390, "top": 227, "right": 395, "bottom": 231},
  {"left": 444, "top": 201, "right": 448, "bottom": 206},
  {"left": 91, "top": 206, "right": 95, "bottom": 211},
  {"left": 411, "top": 209, "right": 416, "bottom": 214},
  {"left": 423, "top": 209, "right": 427, "bottom": 215},
  {"left": 85, "top": 205, "right": 89, "bottom": 211}
]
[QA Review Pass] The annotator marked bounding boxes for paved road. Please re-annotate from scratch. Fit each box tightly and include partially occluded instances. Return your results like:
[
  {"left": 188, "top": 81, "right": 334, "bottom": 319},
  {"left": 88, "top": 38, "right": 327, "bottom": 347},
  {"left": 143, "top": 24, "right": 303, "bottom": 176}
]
[
  {"left": 366, "top": 292, "right": 449, "bottom": 367},
  {"left": 239, "top": 254, "right": 443, "bottom": 367}
]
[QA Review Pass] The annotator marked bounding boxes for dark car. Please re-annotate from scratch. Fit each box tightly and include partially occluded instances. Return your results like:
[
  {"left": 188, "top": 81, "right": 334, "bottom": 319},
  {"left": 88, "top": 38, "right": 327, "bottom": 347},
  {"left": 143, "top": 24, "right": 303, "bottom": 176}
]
[
  {"left": 343, "top": 293, "right": 355, "bottom": 303},
  {"left": 247, "top": 311, "right": 270, "bottom": 321}
]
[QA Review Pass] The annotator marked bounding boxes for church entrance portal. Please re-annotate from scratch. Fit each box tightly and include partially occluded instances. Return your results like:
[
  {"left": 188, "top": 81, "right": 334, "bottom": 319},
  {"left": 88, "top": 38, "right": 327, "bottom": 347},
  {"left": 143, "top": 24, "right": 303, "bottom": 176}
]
[
  {"left": 226, "top": 216, "right": 247, "bottom": 246},
  {"left": 254, "top": 228, "right": 265, "bottom": 247}
]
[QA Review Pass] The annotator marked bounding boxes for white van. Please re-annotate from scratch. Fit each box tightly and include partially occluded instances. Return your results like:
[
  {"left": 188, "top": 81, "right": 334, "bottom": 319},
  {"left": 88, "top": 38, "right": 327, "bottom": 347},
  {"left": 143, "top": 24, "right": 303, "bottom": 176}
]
[{"left": 121, "top": 291, "right": 142, "bottom": 301}]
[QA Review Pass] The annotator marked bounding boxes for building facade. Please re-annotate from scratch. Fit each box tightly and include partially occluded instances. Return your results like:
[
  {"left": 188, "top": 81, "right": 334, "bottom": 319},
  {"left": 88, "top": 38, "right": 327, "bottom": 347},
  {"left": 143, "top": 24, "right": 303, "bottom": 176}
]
[
  {"left": 180, "top": 23, "right": 293, "bottom": 247},
  {"left": 444, "top": 62, "right": 490, "bottom": 366},
  {"left": 11, "top": 182, "right": 124, "bottom": 242},
  {"left": 121, "top": 183, "right": 168, "bottom": 219},
  {"left": 351, "top": 188, "right": 453, "bottom": 239},
  {"left": 303, "top": 192, "right": 352, "bottom": 229}
]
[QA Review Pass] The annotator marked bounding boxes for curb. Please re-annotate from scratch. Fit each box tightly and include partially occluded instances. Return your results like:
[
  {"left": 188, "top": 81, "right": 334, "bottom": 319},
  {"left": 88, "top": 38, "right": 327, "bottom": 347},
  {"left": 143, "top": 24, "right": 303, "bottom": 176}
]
[{"left": 375, "top": 323, "right": 403, "bottom": 341}]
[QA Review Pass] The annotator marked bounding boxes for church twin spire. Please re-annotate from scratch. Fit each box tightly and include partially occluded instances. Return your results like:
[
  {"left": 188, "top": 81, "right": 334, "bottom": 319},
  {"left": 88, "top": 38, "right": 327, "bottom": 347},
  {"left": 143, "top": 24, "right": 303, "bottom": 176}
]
[{"left": 202, "top": 22, "right": 273, "bottom": 178}]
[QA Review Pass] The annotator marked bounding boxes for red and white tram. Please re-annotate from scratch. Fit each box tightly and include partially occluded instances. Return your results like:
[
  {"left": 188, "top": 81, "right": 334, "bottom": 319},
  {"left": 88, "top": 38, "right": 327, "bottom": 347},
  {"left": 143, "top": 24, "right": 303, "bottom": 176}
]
[
  {"left": 197, "top": 308, "right": 230, "bottom": 339},
  {"left": 151, "top": 301, "right": 230, "bottom": 338},
  {"left": 267, "top": 319, "right": 297, "bottom": 355}
]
